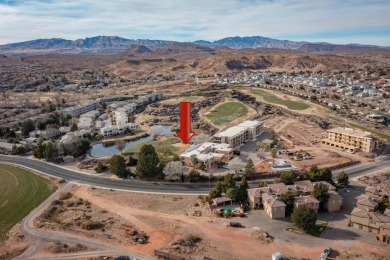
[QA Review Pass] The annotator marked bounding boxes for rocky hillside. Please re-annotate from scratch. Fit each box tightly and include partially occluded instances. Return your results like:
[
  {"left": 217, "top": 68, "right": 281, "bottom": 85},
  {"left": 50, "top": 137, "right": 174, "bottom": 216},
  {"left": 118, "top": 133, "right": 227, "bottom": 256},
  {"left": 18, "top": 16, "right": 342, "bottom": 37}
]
[
  {"left": 1, "top": 35, "right": 384, "bottom": 56},
  {"left": 195, "top": 36, "right": 306, "bottom": 49}
]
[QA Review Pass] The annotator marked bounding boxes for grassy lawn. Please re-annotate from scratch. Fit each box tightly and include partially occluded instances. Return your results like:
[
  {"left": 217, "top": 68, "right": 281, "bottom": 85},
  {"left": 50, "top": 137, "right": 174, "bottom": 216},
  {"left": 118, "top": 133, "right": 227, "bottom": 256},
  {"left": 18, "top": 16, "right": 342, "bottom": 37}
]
[
  {"left": 0, "top": 164, "right": 57, "bottom": 242},
  {"left": 123, "top": 137, "right": 181, "bottom": 156},
  {"left": 205, "top": 102, "right": 248, "bottom": 125},
  {"left": 346, "top": 122, "right": 390, "bottom": 142},
  {"left": 285, "top": 222, "right": 329, "bottom": 237},
  {"left": 251, "top": 88, "right": 310, "bottom": 110},
  {"left": 135, "top": 114, "right": 153, "bottom": 123}
]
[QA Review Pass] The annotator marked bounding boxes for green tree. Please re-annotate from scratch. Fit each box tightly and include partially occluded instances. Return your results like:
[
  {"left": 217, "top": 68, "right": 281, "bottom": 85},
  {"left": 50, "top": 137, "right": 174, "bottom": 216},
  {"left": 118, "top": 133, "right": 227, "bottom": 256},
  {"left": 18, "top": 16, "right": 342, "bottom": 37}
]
[
  {"left": 378, "top": 197, "right": 390, "bottom": 214},
  {"left": 311, "top": 183, "right": 329, "bottom": 210},
  {"left": 278, "top": 170, "right": 299, "bottom": 185},
  {"left": 188, "top": 169, "right": 201, "bottom": 183},
  {"left": 226, "top": 187, "right": 239, "bottom": 202},
  {"left": 318, "top": 168, "right": 333, "bottom": 183},
  {"left": 337, "top": 172, "right": 349, "bottom": 188},
  {"left": 44, "top": 142, "right": 58, "bottom": 162},
  {"left": 222, "top": 174, "right": 236, "bottom": 193},
  {"left": 109, "top": 155, "right": 128, "bottom": 178},
  {"left": 209, "top": 181, "right": 223, "bottom": 199},
  {"left": 76, "top": 138, "right": 91, "bottom": 156},
  {"left": 190, "top": 154, "right": 198, "bottom": 169},
  {"left": 32, "top": 143, "right": 45, "bottom": 159},
  {"left": 70, "top": 123, "right": 78, "bottom": 132},
  {"left": 291, "top": 205, "right": 317, "bottom": 233},
  {"left": 280, "top": 191, "right": 299, "bottom": 215},
  {"left": 237, "top": 176, "right": 249, "bottom": 203},
  {"left": 11, "top": 145, "right": 26, "bottom": 155},
  {"left": 127, "top": 156, "right": 138, "bottom": 166},
  {"left": 244, "top": 159, "right": 255, "bottom": 177},
  {"left": 308, "top": 165, "right": 320, "bottom": 181},
  {"left": 21, "top": 119, "right": 35, "bottom": 136},
  {"left": 136, "top": 144, "right": 163, "bottom": 179},
  {"left": 258, "top": 181, "right": 266, "bottom": 187}
]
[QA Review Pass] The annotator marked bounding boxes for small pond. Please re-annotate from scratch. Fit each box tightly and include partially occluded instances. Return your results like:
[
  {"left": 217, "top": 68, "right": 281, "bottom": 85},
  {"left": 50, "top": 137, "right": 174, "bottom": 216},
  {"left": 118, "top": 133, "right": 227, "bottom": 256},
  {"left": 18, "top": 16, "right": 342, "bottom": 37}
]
[{"left": 90, "top": 125, "right": 174, "bottom": 158}]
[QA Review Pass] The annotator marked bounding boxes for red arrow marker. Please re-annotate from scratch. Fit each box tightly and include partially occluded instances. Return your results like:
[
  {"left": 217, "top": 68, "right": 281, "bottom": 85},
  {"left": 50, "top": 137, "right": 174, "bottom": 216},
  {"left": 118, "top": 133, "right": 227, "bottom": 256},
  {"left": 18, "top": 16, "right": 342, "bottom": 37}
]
[{"left": 177, "top": 102, "right": 195, "bottom": 144}]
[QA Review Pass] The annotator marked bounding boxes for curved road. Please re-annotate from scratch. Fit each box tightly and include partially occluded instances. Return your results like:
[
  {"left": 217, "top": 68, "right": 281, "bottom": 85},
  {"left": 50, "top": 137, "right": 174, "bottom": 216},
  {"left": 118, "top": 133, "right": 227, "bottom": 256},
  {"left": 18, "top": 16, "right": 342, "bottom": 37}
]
[
  {"left": 0, "top": 155, "right": 213, "bottom": 194},
  {"left": 0, "top": 155, "right": 389, "bottom": 194},
  {"left": 17, "top": 182, "right": 151, "bottom": 260}
]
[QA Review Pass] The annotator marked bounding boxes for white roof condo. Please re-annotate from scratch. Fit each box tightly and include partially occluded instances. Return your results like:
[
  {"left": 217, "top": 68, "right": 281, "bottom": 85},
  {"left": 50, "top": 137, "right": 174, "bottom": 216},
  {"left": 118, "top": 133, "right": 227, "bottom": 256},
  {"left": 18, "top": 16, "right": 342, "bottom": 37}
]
[{"left": 214, "top": 120, "right": 260, "bottom": 138}]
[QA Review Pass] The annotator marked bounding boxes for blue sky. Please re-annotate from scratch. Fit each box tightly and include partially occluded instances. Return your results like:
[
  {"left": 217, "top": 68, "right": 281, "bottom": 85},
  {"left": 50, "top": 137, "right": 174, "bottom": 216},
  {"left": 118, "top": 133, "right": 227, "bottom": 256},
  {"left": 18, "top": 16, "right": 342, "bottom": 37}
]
[{"left": 0, "top": 0, "right": 389, "bottom": 46}]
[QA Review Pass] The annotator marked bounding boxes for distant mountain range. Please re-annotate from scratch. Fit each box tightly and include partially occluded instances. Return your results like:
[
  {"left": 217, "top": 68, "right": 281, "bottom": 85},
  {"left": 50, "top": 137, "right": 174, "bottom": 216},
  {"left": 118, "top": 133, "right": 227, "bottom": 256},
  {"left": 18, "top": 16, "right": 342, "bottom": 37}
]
[{"left": 0, "top": 35, "right": 385, "bottom": 56}]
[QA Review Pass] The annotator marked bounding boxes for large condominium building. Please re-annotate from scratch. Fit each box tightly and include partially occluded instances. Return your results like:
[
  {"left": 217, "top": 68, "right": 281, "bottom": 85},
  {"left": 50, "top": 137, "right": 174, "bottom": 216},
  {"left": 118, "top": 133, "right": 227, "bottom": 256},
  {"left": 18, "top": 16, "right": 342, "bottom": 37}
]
[
  {"left": 213, "top": 120, "right": 262, "bottom": 149},
  {"left": 321, "top": 127, "right": 376, "bottom": 153},
  {"left": 180, "top": 142, "right": 233, "bottom": 170},
  {"left": 62, "top": 101, "right": 98, "bottom": 117},
  {"left": 112, "top": 110, "right": 128, "bottom": 125},
  {"left": 100, "top": 123, "right": 140, "bottom": 137}
]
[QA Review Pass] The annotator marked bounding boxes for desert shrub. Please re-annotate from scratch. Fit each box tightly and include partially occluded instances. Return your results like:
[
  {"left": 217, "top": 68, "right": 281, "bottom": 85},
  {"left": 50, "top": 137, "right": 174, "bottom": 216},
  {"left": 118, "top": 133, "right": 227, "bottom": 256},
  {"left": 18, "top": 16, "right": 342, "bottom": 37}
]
[
  {"left": 65, "top": 201, "right": 75, "bottom": 207},
  {"left": 41, "top": 206, "right": 58, "bottom": 220},
  {"left": 74, "top": 198, "right": 83, "bottom": 206},
  {"left": 84, "top": 200, "right": 91, "bottom": 207},
  {"left": 51, "top": 200, "right": 63, "bottom": 205},
  {"left": 58, "top": 192, "right": 72, "bottom": 200},
  {"left": 94, "top": 162, "right": 108, "bottom": 173},
  {"left": 81, "top": 220, "right": 102, "bottom": 230}
]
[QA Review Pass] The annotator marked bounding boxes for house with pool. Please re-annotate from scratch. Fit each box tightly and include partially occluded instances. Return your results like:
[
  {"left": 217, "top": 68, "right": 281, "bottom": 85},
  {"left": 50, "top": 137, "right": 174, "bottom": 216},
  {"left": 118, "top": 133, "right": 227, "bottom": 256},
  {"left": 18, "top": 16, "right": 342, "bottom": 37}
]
[{"left": 247, "top": 180, "right": 343, "bottom": 219}]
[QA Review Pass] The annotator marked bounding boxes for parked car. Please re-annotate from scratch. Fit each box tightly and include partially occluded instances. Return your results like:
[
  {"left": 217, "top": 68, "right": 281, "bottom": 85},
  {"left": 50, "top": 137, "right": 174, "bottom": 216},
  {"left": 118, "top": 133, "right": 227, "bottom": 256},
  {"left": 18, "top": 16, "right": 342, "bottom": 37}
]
[
  {"left": 229, "top": 222, "right": 243, "bottom": 228},
  {"left": 346, "top": 149, "right": 355, "bottom": 154},
  {"left": 320, "top": 246, "right": 332, "bottom": 259}
]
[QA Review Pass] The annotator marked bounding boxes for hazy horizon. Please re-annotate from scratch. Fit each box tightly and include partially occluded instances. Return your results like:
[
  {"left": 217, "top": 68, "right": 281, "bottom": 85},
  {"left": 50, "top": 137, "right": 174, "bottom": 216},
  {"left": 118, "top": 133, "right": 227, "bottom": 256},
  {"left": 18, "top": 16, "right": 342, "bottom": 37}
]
[{"left": 0, "top": 0, "right": 389, "bottom": 46}]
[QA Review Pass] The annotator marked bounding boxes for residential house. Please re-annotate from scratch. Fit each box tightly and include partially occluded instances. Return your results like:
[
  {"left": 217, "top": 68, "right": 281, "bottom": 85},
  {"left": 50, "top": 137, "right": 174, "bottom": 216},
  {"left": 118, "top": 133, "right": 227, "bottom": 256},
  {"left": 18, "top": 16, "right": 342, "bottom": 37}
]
[
  {"left": 180, "top": 142, "right": 233, "bottom": 170},
  {"left": 356, "top": 194, "right": 378, "bottom": 212},
  {"left": 350, "top": 207, "right": 390, "bottom": 235},
  {"left": 365, "top": 186, "right": 390, "bottom": 199},
  {"left": 293, "top": 196, "right": 320, "bottom": 213},
  {"left": 327, "top": 191, "right": 344, "bottom": 212},
  {"left": 262, "top": 193, "right": 286, "bottom": 219}
]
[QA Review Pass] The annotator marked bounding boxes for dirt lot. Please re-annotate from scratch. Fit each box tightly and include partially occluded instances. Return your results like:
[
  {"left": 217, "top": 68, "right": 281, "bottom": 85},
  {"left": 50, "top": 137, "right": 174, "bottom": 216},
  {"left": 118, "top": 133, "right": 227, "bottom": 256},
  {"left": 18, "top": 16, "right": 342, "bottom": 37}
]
[
  {"left": 24, "top": 185, "right": 388, "bottom": 260},
  {"left": 357, "top": 169, "right": 390, "bottom": 188},
  {"left": 0, "top": 224, "right": 30, "bottom": 260},
  {"left": 261, "top": 115, "right": 369, "bottom": 171}
]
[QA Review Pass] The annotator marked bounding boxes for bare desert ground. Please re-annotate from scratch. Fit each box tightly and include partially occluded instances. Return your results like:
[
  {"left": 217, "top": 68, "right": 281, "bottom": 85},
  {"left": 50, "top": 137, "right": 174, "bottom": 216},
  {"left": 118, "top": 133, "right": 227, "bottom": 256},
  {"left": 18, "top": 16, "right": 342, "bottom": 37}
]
[{"left": 24, "top": 185, "right": 389, "bottom": 260}]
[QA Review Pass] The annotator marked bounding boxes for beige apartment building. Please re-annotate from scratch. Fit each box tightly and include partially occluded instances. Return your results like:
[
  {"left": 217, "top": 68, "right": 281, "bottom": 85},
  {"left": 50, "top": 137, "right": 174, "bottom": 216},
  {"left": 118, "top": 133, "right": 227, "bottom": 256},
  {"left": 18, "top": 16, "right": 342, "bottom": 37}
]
[
  {"left": 262, "top": 193, "right": 286, "bottom": 219},
  {"left": 350, "top": 207, "right": 390, "bottom": 238},
  {"left": 327, "top": 191, "right": 344, "bottom": 212},
  {"left": 356, "top": 194, "right": 378, "bottom": 212},
  {"left": 247, "top": 180, "right": 342, "bottom": 219},
  {"left": 321, "top": 127, "right": 377, "bottom": 153},
  {"left": 213, "top": 120, "right": 262, "bottom": 149},
  {"left": 293, "top": 196, "right": 320, "bottom": 213}
]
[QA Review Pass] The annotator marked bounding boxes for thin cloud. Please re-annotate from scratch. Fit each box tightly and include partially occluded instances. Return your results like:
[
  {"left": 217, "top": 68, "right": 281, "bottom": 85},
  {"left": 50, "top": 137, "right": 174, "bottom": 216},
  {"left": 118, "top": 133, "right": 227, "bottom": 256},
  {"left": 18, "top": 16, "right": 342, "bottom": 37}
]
[{"left": 0, "top": 0, "right": 389, "bottom": 45}]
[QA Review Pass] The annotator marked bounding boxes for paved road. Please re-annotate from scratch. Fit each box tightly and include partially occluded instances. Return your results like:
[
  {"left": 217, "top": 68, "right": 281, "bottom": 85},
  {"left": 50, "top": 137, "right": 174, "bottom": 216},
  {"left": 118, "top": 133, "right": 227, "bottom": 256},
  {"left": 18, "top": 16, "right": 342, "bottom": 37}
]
[
  {"left": 0, "top": 155, "right": 389, "bottom": 194},
  {"left": 0, "top": 155, "right": 213, "bottom": 194},
  {"left": 17, "top": 182, "right": 151, "bottom": 260},
  {"left": 333, "top": 155, "right": 390, "bottom": 179}
]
